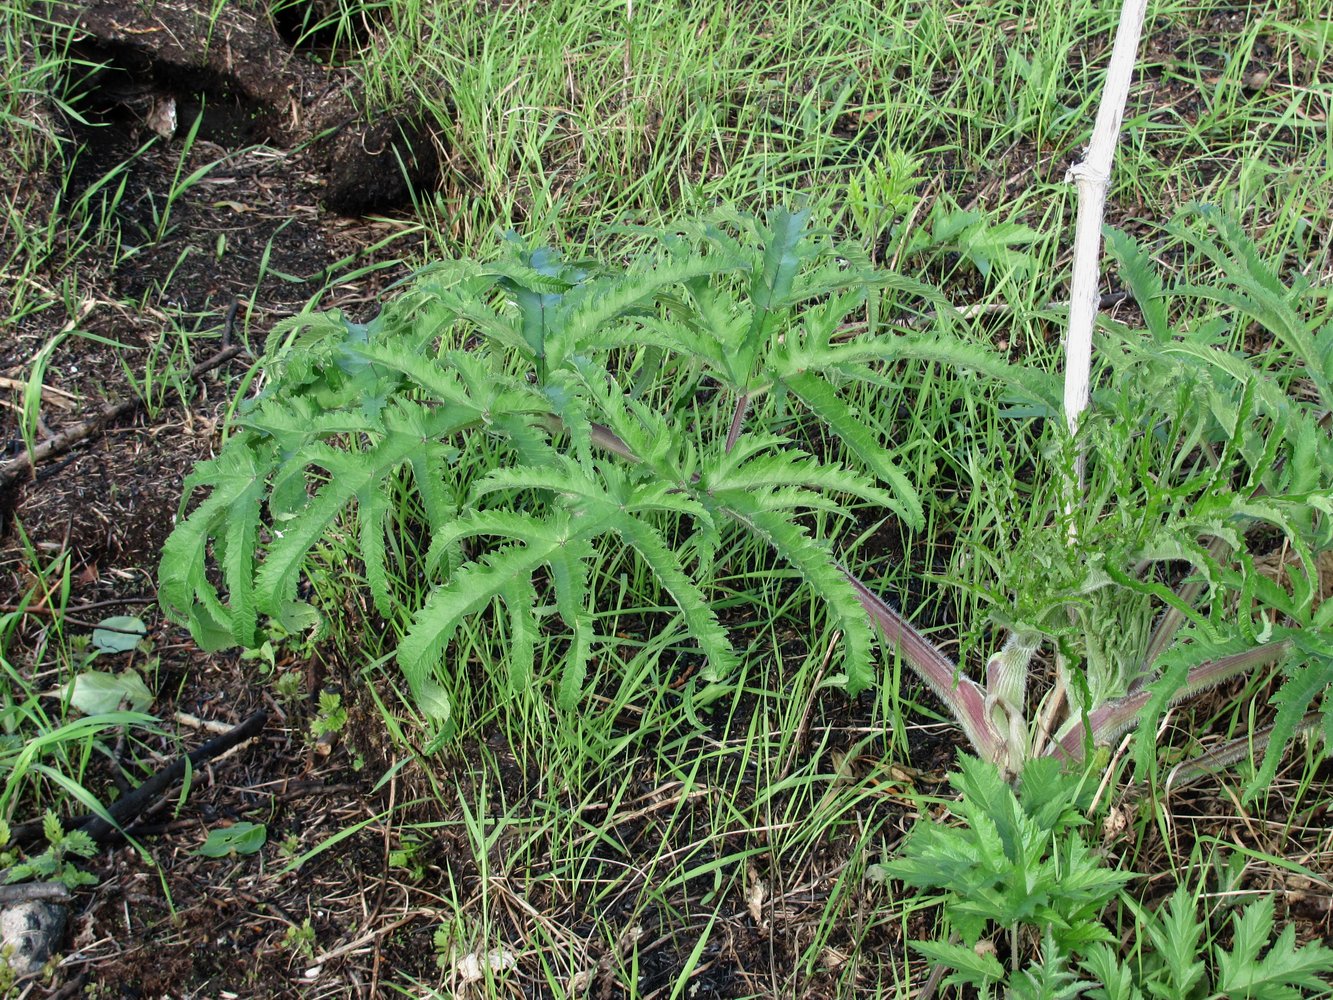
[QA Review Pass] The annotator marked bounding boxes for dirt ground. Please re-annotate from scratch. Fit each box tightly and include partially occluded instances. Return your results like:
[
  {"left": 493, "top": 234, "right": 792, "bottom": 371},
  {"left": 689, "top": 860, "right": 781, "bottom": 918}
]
[
  {"left": 2, "top": 2, "right": 1331, "bottom": 998},
  {"left": 0, "top": 5, "right": 459, "bottom": 997}
]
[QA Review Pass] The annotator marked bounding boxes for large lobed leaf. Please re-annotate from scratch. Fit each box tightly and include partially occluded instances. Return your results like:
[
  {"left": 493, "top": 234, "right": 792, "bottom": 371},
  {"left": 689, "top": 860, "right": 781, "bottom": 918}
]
[{"left": 159, "top": 208, "right": 967, "bottom": 731}]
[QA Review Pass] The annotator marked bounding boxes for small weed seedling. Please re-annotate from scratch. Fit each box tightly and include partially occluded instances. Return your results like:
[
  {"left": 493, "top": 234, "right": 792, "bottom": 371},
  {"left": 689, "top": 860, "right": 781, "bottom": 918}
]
[
  {"left": 281, "top": 918, "right": 317, "bottom": 960},
  {"left": 309, "top": 690, "right": 348, "bottom": 742},
  {"left": 2, "top": 812, "right": 97, "bottom": 889},
  {"left": 881, "top": 755, "right": 1133, "bottom": 992},
  {"left": 195, "top": 821, "right": 267, "bottom": 858},
  {"left": 388, "top": 832, "right": 428, "bottom": 882},
  {"left": 1082, "top": 885, "right": 1333, "bottom": 999},
  {"left": 273, "top": 670, "right": 304, "bottom": 704}
]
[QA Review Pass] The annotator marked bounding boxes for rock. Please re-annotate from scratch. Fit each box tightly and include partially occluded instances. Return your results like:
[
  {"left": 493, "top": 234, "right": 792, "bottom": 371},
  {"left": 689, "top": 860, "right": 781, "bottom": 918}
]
[{"left": 0, "top": 900, "right": 68, "bottom": 977}]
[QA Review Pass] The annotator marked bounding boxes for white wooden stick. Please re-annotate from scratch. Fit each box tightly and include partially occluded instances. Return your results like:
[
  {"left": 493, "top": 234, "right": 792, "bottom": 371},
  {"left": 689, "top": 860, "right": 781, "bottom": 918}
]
[{"left": 1063, "top": 0, "right": 1151, "bottom": 480}]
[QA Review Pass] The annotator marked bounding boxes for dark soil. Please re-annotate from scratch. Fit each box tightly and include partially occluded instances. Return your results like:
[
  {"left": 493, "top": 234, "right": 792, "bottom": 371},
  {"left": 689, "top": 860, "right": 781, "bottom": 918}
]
[{"left": 0, "top": 4, "right": 449, "bottom": 996}]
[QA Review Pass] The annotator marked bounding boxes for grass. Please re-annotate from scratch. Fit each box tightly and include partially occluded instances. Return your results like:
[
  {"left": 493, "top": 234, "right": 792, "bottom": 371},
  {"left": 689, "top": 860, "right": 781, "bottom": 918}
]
[
  {"left": 313, "top": 0, "right": 1333, "bottom": 263},
  {"left": 1, "top": 0, "right": 1331, "bottom": 994}
]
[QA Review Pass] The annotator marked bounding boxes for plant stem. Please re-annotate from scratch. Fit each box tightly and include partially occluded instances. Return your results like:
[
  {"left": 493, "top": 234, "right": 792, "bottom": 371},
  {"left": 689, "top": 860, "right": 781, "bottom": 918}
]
[{"left": 1049, "top": 641, "right": 1291, "bottom": 758}]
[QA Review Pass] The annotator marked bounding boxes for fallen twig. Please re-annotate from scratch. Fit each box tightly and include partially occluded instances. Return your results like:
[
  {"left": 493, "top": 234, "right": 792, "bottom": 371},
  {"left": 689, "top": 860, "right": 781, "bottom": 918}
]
[
  {"left": 11, "top": 710, "right": 268, "bottom": 847},
  {"left": 0, "top": 597, "right": 158, "bottom": 615},
  {"left": 79, "top": 708, "right": 268, "bottom": 844},
  {"left": 43, "top": 971, "right": 89, "bottom": 1000},
  {"left": 0, "top": 342, "right": 250, "bottom": 489},
  {"left": 0, "top": 882, "right": 72, "bottom": 904}
]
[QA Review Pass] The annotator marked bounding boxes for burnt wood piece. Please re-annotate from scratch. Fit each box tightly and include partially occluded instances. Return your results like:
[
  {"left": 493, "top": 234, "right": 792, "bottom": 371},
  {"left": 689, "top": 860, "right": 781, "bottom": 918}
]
[{"left": 10, "top": 710, "right": 269, "bottom": 847}]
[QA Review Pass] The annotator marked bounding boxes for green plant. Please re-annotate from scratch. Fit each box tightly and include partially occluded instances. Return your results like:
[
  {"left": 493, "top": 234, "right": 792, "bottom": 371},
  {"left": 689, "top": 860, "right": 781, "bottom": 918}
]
[
  {"left": 159, "top": 208, "right": 1040, "bottom": 724},
  {"left": 195, "top": 821, "right": 267, "bottom": 858},
  {"left": 139, "top": 110, "right": 224, "bottom": 246},
  {"left": 18, "top": 331, "right": 64, "bottom": 462},
  {"left": 273, "top": 671, "right": 303, "bottom": 704},
  {"left": 159, "top": 203, "right": 1330, "bottom": 790},
  {"left": 854, "top": 206, "right": 1332, "bottom": 786},
  {"left": 880, "top": 754, "right": 1134, "bottom": 992},
  {"left": 388, "top": 832, "right": 427, "bottom": 881},
  {"left": 3, "top": 810, "right": 97, "bottom": 888},
  {"left": 0, "top": 540, "right": 155, "bottom": 838},
  {"left": 309, "top": 691, "right": 348, "bottom": 741},
  {"left": 903, "top": 197, "right": 1045, "bottom": 288},
  {"left": 281, "top": 918, "right": 317, "bottom": 960},
  {"left": 844, "top": 148, "right": 925, "bottom": 262},
  {"left": 1082, "top": 886, "right": 1333, "bottom": 999}
]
